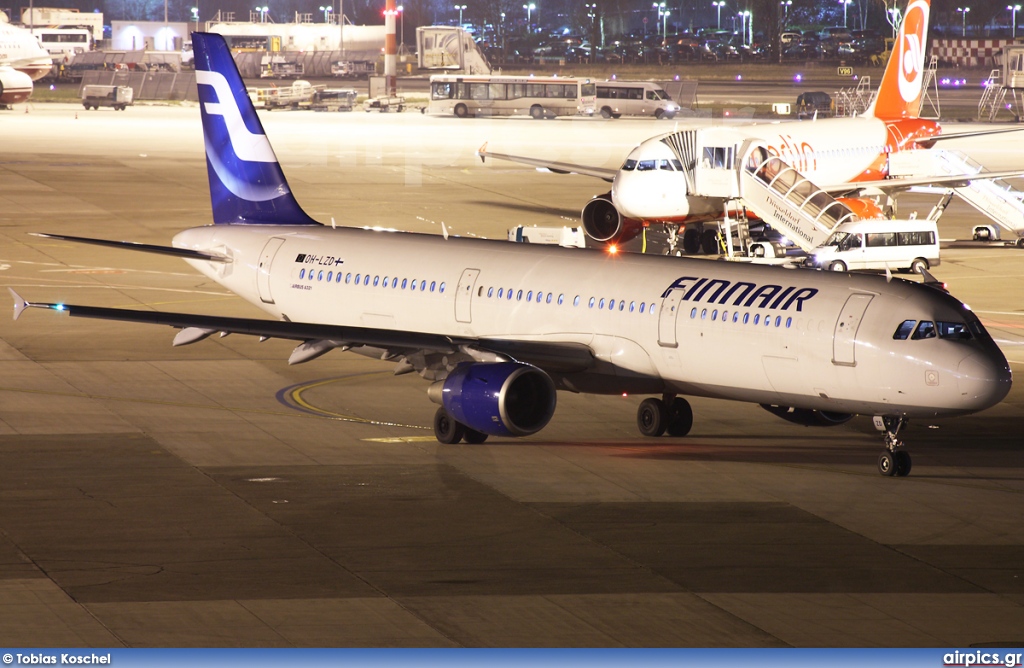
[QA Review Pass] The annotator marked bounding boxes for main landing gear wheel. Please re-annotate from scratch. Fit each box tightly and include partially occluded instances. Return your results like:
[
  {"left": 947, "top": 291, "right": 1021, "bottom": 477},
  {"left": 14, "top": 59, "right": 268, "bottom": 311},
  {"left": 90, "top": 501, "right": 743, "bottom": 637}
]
[
  {"left": 666, "top": 397, "right": 693, "bottom": 436},
  {"left": 433, "top": 408, "right": 489, "bottom": 444},
  {"left": 637, "top": 395, "right": 693, "bottom": 437},
  {"left": 637, "top": 398, "right": 667, "bottom": 436},
  {"left": 875, "top": 415, "right": 912, "bottom": 477},
  {"left": 434, "top": 407, "right": 465, "bottom": 444}
]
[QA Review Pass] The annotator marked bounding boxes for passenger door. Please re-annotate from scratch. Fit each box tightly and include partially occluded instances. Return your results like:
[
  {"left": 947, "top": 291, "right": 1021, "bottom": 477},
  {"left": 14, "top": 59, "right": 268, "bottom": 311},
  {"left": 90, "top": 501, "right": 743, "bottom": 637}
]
[
  {"left": 455, "top": 268, "right": 480, "bottom": 323},
  {"left": 833, "top": 293, "right": 873, "bottom": 366},
  {"left": 257, "top": 237, "right": 286, "bottom": 304}
]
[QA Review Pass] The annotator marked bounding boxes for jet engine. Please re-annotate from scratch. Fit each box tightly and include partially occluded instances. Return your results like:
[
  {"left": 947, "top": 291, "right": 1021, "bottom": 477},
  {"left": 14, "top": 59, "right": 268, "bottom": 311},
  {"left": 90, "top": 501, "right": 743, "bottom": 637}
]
[
  {"left": 428, "top": 362, "right": 557, "bottom": 437},
  {"left": 581, "top": 192, "right": 643, "bottom": 245},
  {"left": 0, "top": 67, "right": 33, "bottom": 106},
  {"left": 760, "top": 404, "right": 854, "bottom": 427}
]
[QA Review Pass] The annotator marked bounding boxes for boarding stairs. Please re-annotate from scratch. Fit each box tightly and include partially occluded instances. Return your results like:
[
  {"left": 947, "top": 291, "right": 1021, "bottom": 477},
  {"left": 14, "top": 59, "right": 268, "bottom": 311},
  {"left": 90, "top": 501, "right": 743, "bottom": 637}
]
[
  {"left": 736, "top": 155, "right": 858, "bottom": 255},
  {"left": 890, "top": 148, "right": 1024, "bottom": 243},
  {"left": 978, "top": 69, "right": 1009, "bottom": 121}
]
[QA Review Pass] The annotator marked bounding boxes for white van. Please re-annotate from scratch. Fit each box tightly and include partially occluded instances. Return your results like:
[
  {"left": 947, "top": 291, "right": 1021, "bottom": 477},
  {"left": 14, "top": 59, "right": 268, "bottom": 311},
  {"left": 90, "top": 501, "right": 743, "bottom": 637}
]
[
  {"left": 810, "top": 220, "right": 940, "bottom": 273},
  {"left": 595, "top": 81, "right": 680, "bottom": 119}
]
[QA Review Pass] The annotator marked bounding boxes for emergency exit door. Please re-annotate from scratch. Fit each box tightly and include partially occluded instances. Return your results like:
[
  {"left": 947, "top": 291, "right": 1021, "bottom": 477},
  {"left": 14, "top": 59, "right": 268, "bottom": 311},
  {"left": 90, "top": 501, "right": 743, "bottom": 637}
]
[
  {"left": 455, "top": 268, "right": 480, "bottom": 323},
  {"left": 257, "top": 237, "right": 286, "bottom": 304}
]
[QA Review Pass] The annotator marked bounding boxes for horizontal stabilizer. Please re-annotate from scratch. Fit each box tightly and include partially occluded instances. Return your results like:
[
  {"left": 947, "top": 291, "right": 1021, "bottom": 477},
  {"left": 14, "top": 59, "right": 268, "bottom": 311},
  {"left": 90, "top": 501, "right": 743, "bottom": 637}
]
[{"left": 32, "top": 233, "right": 232, "bottom": 263}]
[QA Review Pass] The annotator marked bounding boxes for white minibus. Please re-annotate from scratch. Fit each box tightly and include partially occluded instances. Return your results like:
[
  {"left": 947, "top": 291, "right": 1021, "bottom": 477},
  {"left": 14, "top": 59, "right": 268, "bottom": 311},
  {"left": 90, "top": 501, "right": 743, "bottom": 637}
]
[
  {"left": 594, "top": 80, "right": 679, "bottom": 119},
  {"left": 811, "top": 220, "right": 940, "bottom": 273}
]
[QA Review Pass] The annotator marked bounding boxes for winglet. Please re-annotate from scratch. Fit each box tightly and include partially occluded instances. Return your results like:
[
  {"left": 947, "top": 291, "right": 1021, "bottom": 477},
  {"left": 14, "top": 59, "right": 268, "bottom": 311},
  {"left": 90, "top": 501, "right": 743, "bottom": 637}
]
[
  {"left": 477, "top": 142, "right": 488, "bottom": 163},
  {"left": 9, "top": 288, "right": 28, "bottom": 321}
]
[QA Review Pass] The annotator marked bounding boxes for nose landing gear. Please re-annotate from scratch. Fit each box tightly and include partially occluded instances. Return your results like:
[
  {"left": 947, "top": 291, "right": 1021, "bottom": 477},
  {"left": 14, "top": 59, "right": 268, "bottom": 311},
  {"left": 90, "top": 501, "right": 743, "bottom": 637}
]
[{"left": 874, "top": 415, "right": 912, "bottom": 477}]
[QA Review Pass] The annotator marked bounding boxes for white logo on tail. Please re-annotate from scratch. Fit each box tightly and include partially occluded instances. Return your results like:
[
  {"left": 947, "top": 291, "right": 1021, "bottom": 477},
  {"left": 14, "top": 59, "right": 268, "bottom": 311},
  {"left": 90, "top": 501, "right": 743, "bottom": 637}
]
[
  {"left": 196, "top": 68, "right": 289, "bottom": 202},
  {"left": 897, "top": 0, "right": 929, "bottom": 104}
]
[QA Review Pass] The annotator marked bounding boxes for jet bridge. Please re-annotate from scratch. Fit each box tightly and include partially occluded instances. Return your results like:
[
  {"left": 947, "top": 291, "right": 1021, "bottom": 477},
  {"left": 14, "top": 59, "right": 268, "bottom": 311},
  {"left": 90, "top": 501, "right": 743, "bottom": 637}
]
[{"left": 889, "top": 148, "right": 1024, "bottom": 246}]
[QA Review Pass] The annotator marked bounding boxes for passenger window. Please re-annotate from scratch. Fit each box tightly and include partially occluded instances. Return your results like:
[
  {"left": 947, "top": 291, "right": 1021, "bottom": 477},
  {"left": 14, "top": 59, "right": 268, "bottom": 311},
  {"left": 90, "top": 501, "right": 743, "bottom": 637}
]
[
  {"left": 345, "top": 273, "right": 352, "bottom": 283},
  {"left": 411, "top": 279, "right": 418, "bottom": 291},
  {"left": 401, "top": 279, "right": 408, "bottom": 289},
  {"left": 420, "top": 280, "right": 427, "bottom": 291},
  {"left": 701, "top": 309, "right": 707, "bottom": 319},
  {"left": 639, "top": 303, "right": 645, "bottom": 314},
  {"left": 743, "top": 313, "right": 749, "bottom": 324},
  {"left": 546, "top": 293, "right": 553, "bottom": 304},
  {"left": 506, "top": 288, "right": 512, "bottom": 300},
  {"left": 711, "top": 309, "right": 718, "bottom": 321},
  {"left": 558, "top": 294, "right": 564, "bottom": 305},
  {"left": 355, "top": 273, "right": 361, "bottom": 284},
  {"left": 527, "top": 290, "right": 533, "bottom": 302},
  {"left": 517, "top": 290, "right": 523, "bottom": 301},
  {"left": 430, "top": 281, "right": 436, "bottom": 292},
  {"left": 373, "top": 276, "right": 379, "bottom": 286},
  {"left": 912, "top": 320, "right": 936, "bottom": 340},
  {"left": 893, "top": 320, "right": 916, "bottom": 340},
  {"left": 589, "top": 297, "right": 595, "bottom": 308},
  {"left": 440, "top": 282, "right": 446, "bottom": 293},
  {"left": 629, "top": 301, "right": 635, "bottom": 312},
  {"left": 599, "top": 298, "right": 606, "bottom": 309},
  {"left": 573, "top": 295, "right": 580, "bottom": 306},
  {"left": 650, "top": 304, "right": 656, "bottom": 315},
  {"left": 618, "top": 301, "right": 625, "bottom": 311},
  {"left": 487, "top": 287, "right": 494, "bottom": 298},
  {"left": 497, "top": 288, "right": 503, "bottom": 298},
  {"left": 327, "top": 271, "right": 333, "bottom": 282},
  {"left": 299, "top": 269, "right": 305, "bottom": 279},
  {"left": 753, "top": 314, "right": 760, "bottom": 325},
  {"left": 336, "top": 272, "right": 342, "bottom": 283}
]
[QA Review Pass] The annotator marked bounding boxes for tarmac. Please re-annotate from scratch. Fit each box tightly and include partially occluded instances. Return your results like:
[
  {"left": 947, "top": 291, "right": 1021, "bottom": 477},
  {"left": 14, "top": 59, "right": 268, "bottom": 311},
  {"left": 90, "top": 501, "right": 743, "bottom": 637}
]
[{"left": 0, "top": 103, "right": 1023, "bottom": 647}]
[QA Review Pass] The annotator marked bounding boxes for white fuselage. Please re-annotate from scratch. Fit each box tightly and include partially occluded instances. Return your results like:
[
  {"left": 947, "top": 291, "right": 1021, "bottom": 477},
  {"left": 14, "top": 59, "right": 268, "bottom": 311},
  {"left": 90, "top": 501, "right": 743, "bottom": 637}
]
[
  {"left": 613, "top": 117, "right": 900, "bottom": 221},
  {"left": 174, "top": 223, "right": 1010, "bottom": 419},
  {"left": 0, "top": 22, "right": 53, "bottom": 81}
]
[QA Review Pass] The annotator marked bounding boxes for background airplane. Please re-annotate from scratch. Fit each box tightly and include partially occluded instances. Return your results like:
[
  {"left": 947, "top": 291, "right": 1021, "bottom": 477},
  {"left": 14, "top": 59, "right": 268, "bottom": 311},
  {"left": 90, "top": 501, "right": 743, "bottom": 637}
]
[
  {"left": 0, "top": 16, "right": 52, "bottom": 107},
  {"left": 479, "top": 0, "right": 1024, "bottom": 254},
  {"left": 9, "top": 31, "right": 1012, "bottom": 478}
]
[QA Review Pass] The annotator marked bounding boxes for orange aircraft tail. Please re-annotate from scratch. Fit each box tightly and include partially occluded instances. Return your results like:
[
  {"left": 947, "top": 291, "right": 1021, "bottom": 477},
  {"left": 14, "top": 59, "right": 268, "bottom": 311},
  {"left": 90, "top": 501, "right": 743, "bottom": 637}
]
[{"left": 866, "top": 0, "right": 931, "bottom": 120}]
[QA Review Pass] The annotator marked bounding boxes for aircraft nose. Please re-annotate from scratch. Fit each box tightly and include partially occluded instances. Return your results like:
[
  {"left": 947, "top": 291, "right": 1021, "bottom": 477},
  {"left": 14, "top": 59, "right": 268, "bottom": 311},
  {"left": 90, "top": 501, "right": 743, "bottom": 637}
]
[{"left": 957, "top": 352, "right": 1012, "bottom": 411}]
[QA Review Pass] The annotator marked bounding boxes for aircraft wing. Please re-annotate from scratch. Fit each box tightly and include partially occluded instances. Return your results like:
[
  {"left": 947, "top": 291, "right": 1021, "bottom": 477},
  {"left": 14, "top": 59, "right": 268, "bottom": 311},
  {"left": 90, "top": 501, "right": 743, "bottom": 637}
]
[
  {"left": 820, "top": 169, "right": 1024, "bottom": 197},
  {"left": 8, "top": 289, "right": 595, "bottom": 374},
  {"left": 915, "top": 126, "right": 1024, "bottom": 145},
  {"left": 477, "top": 143, "right": 618, "bottom": 182}
]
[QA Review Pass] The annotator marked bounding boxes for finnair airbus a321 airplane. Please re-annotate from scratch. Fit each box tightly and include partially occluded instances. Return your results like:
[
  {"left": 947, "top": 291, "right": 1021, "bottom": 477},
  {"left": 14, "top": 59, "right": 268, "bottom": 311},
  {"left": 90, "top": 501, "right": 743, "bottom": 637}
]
[{"left": 10, "top": 32, "right": 1012, "bottom": 477}]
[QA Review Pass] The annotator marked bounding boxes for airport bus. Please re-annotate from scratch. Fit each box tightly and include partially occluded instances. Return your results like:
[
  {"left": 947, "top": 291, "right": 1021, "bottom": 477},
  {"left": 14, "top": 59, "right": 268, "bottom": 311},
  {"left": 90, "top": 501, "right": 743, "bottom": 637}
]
[
  {"left": 594, "top": 80, "right": 679, "bottom": 119},
  {"left": 32, "top": 28, "right": 91, "bottom": 58},
  {"left": 427, "top": 74, "right": 596, "bottom": 119}
]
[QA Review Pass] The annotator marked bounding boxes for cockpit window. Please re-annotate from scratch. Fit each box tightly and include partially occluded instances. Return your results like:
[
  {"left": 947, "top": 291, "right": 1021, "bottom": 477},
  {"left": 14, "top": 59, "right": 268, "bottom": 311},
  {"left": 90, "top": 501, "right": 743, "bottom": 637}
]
[
  {"left": 893, "top": 320, "right": 916, "bottom": 340},
  {"left": 622, "top": 159, "right": 637, "bottom": 171},
  {"left": 636, "top": 160, "right": 658, "bottom": 171},
  {"left": 967, "top": 320, "right": 988, "bottom": 338},
  {"left": 937, "top": 321, "right": 973, "bottom": 340},
  {"left": 658, "top": 159, "right": 674, "bottom": 170},
  {"left": 911, "top": 321, "right": 936, "bottom": 340},
  {"left": 670, "top": 159, "right": 684, "bottom": 171}
]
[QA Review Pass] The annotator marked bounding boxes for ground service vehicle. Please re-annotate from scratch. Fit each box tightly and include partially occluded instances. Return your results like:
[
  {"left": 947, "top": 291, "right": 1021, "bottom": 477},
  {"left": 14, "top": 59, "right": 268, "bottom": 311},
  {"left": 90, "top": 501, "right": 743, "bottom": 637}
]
[
  {"left": 595, "top": 80, "right": 679, "bottom": 119},
  {"left": 811, "top": 220, "right": 940, "bottom": 273},
  {"left": 81, "top": 84, "right": 132, "bottom": 110}
]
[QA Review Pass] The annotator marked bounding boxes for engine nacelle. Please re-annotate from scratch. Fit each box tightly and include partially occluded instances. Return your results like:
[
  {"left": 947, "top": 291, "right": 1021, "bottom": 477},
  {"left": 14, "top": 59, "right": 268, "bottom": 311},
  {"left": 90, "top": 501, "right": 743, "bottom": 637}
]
[
  {"left": 428, "top": 362, "right": 556, "bottom": 437},
  {"left": 0, "top": 67, "right": 33, "bottom": 106},
  {"left": 760, "top": 404, "right": 854, "bottom": 427},
  {"left": 581, "top": 193, "right": 643, "bottom": 244}
]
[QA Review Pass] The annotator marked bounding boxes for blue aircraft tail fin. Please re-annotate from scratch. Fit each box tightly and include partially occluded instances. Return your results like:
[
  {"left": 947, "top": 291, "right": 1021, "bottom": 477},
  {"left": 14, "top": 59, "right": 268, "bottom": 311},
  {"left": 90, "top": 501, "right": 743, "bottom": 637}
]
[{"left": 192, "top": 32, "right": 319, "bottom": 226}]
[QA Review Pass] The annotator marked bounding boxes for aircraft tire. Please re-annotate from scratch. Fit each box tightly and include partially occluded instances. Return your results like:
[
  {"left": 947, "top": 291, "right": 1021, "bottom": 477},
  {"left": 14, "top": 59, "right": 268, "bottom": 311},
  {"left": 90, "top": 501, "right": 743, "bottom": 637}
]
[
  {"left": 910, "top": 258, "right": 929, "bottom": 274},
  {"left": 666, "top": 398, "right": 693, "bottom": 437},
  {"left": 682, "top": 228, "right": 701, "bottom": 254},
  {"left": 894, "top": 450, "right": 912, "bottom": 477},
  {"left": 463, "top": 427, "right": 489, "bottom": 444},
  {"left": 434, "top": 407, "right": 465, "bottom": 444},
  {"left": 700, "top": 228, "right": 719, "bottom": 254},
  {"left": 877, "top": 450, "right": 896, "bottom": 477},
  {"left": 637, "top": 398, "right": 668, "bottom": 437}
]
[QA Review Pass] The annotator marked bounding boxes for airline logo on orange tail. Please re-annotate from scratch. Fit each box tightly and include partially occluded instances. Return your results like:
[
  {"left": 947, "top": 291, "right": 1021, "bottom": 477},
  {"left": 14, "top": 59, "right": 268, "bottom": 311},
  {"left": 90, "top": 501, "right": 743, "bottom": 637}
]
[{"left": 897, "top": 0, "right": 930, "bottom": 104}]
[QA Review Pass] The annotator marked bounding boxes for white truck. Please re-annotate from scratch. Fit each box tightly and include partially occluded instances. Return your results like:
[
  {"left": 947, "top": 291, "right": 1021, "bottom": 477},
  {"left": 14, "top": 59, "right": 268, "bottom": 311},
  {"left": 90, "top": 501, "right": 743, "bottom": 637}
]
[{"left": 81, "top": 85, "right": 133, "bottom": 111}]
